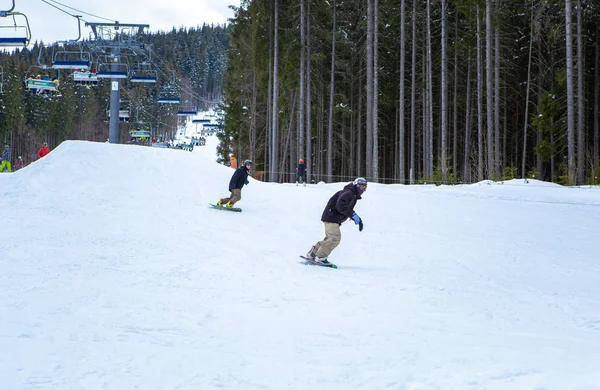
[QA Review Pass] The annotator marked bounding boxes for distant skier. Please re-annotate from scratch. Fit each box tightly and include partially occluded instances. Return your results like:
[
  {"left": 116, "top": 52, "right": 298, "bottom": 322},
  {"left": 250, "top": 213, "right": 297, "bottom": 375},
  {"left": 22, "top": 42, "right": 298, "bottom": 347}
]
[
  {"left": 296, "top": 158, "right": 306, "bottom": 186},
  {"left": 0, "top": 145, "right": 11, "bottom": 172},
  {"left": 14, "top": 156, "right": 24, "bottom": 171},
  {"left": 216, "top": 159, "right": 252, "bottom": 208},
  {"left": 305, "top": 177, "right": 367, "bottom": 266},
  {"left": 37, "top": 142, "right": 50, "bottom": 159}
]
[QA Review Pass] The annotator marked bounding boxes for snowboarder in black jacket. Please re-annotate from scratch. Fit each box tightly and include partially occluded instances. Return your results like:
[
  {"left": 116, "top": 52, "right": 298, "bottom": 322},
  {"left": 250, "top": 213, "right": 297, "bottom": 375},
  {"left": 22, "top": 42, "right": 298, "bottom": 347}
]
[
  {"left": 217, "top": 159, "right": 252, "bottom": 208},
  {"left": 306, "top": 178, "right": 367, "bottom": 265}
]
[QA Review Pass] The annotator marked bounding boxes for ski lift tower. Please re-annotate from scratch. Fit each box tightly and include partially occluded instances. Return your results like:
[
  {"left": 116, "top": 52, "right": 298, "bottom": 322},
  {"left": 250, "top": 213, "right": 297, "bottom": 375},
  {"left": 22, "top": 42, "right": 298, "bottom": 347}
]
[{"left": 85, "top": 21, "right": 149, "bottom": 143}]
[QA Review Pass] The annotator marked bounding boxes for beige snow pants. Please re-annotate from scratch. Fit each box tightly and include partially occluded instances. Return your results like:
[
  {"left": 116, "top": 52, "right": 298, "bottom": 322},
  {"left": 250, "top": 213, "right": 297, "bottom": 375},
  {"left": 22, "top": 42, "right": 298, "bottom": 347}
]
[{"left": 314, "top": 222, "right": 342, "bottom": 259}]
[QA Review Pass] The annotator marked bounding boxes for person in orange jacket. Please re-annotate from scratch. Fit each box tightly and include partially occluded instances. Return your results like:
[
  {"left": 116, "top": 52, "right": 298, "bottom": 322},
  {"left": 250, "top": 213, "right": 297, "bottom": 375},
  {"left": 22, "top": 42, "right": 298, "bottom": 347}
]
[{"left": 37, "top": 142, "right": 50, "bottom": 159}]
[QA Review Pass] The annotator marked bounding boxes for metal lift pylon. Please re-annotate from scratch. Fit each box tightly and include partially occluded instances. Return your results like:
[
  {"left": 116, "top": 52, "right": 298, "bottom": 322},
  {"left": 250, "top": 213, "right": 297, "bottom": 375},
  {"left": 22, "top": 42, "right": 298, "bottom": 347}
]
[{"left": 85, "top": 21, "right": 149, "bottom": 144}]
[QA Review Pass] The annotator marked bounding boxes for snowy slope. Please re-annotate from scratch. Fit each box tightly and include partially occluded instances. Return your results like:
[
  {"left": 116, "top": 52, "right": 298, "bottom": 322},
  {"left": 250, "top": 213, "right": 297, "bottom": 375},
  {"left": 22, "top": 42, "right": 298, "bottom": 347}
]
[{"left": 1, "top": 136, "right": 600, "bottom": 390}]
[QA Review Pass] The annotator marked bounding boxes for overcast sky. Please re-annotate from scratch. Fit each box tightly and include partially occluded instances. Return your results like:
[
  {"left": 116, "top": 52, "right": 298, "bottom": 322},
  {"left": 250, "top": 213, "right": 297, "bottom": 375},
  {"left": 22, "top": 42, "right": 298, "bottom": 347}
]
[{"left": 8, "top": 0, "right": 239, "bottom": 45}]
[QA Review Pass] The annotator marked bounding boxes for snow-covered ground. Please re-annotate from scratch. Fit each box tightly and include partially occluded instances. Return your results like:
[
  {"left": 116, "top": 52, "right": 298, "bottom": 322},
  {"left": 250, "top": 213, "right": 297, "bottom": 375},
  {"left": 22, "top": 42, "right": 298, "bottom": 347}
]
[{"left": 1, "top": 134, "right": 600, "bottom": 390}]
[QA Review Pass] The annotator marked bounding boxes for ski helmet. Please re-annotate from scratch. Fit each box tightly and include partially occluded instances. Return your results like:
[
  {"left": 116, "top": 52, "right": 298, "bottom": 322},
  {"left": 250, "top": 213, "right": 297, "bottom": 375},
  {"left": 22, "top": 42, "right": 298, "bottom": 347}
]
[
  {"left": 299, "top": 159, "right": 304, "bottom": 163},
  {"left": 244, "top": 159, "right": 253, "bottom": 167},
  {"left": 353, "top": 177, "right": 367, "bottom": 193}
]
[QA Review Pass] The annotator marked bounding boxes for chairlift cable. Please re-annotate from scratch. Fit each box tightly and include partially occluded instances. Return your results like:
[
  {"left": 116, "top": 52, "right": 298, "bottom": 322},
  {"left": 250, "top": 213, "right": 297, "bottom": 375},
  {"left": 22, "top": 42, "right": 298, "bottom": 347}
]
[
  {"left": 120, "top": 88, "right": 178, "bottom": 132},
  {"left": 39, "top": 0, "right": 114, "bottom": 23},
  {"left": 147, "top": 46, "right": 219, "bottom": 107},
  {"left": 39, "top": 0, "right": 76, "bottom": 18}
]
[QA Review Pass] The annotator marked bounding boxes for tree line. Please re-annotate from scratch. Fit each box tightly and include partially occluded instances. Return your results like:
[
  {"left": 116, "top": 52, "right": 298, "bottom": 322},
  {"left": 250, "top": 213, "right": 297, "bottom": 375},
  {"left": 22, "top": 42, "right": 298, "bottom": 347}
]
[
  {"left": 0, "top": 24, "right": 228, "bottom": 163},
  {"left": 220, "top": 0, "right": 600, "bottom": 185}
]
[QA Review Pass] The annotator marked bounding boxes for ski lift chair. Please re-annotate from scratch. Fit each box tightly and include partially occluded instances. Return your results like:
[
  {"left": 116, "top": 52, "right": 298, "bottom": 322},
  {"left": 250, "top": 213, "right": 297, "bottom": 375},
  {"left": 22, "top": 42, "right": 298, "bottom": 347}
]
[
  {"left": 24, "top": 66, "right": 61, "bottom": 97},
  {"left": 0, "top": 8, "right": 31, "bottom": 47},
  {"left": 96, "top": 55, "right": 129, "bottom": 79},
  {"left": 177, "top": 102, "right": 198, "bottom": 116},
  {"left": 52, "top": 43, "right": 92, "bottom": 70}
]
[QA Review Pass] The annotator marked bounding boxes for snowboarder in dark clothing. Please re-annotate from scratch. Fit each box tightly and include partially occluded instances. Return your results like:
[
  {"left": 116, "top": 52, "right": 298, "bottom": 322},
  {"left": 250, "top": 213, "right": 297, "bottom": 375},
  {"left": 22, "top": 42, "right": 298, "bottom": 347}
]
[
  {"left": 296, "top": 158, "right": 306, "bottom": 186},
  {"left": 306, "top": 177, "right": 367, "bottom": 265},
  {"left": 217, "top": 159, "right": 252, "bottom": 208}
]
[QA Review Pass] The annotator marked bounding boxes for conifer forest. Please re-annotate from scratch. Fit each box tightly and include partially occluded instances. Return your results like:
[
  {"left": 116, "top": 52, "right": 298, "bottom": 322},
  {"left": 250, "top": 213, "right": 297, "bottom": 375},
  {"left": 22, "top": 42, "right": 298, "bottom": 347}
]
[{"left": 222, "top": 0, "right": 600, "bottom": 186}]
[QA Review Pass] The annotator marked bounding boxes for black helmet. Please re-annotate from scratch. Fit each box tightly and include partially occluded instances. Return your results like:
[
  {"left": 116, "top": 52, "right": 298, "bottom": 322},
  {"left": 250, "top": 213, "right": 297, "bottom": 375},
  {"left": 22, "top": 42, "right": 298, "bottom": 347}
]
[{"left": 244, "top": 159, "right": 253, "bottom": 167}]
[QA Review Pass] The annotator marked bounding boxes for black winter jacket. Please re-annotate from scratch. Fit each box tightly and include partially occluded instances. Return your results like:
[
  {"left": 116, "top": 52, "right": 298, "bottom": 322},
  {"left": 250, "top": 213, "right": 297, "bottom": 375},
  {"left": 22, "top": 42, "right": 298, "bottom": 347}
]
[
  {"left": 229, "top": 166, "right": 250, "bottom": 191},
  {"left": 321, "top": 183, "right": 361, "bottom": 225}
]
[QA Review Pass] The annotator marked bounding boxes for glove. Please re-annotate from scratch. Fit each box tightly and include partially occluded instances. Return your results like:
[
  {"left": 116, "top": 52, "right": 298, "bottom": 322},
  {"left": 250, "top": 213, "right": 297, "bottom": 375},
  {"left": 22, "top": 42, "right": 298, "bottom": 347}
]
[
  {"left": 244, "top": 179, "right": 249, "bottom": 185},
  {"left": 351, "top": 212, "right": 363, "bottom": 231}
]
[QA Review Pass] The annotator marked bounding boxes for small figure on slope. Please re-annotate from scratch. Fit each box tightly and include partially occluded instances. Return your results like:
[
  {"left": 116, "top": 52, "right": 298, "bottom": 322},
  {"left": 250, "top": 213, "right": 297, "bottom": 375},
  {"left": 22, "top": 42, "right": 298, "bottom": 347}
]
[
  {"left": 305, "top": 177, "right": 367, "bottom": 266},
  {"left": 38, "top": 142, "right": 51, "bottom": 159},
  {"left": 1, "top": 145, "right": 12, "bottom": 172},
  {"left": 296, "top": 158, "right": 306, "bottom": 186},
  {"left": 14, "top": 156, "right": 24, "bottom": 171},
  {"left": 216, "top": 159, "right": 252, "bottom": 208}
]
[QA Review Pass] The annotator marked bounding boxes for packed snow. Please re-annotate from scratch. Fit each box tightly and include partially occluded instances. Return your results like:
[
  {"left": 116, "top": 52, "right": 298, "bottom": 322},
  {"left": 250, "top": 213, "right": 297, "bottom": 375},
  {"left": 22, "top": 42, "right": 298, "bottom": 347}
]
[{"left": 1, "top": 134, "right": 600, "bottom": 390}]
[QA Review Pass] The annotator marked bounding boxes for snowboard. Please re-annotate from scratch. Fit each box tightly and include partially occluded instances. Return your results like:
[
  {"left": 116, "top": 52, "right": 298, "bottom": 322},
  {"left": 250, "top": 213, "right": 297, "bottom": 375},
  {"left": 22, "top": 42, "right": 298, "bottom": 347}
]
[
  {"left": 299, "top": 255, "right": 338, "bottom": 269},
  {"left": 209, "top": 203, "right": 242, "bottom": 212}
]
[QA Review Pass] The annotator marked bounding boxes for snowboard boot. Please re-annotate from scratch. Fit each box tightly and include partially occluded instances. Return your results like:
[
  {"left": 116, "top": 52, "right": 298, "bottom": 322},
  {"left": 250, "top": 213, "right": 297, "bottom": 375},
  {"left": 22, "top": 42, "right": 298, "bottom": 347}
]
[
  {"left": 226, "top": 202, "right": 234, "bottom": 208},
  {"left": 315, "top": 257, "right": 330, "bottom": 265},
  {"left": 306, "top": 246, "right": 317, "bottom": 260},
  {"left": 216, "top": 199, "right": 224, "bottom": 207}
]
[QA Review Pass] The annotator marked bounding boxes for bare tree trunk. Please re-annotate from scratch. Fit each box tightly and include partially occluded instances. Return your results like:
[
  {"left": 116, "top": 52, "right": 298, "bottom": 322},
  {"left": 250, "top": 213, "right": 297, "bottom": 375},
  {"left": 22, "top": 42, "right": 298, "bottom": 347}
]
[
  {"left": 366, "top": 0, "right": 374, "bottom": 179},
  {"left": 522, "top": 4, "right": 534, "bottom": 179},
  {"left": 251, "top": 72, "right": 257, "bottom": 164},
  {"left": 423, "top": 48, "right": 428, "bottom": 180},
  {"left": 565, "top": 0, "right": 576, "bottom": 185},
  {"left": 317, "top": 88, "right": 324, "bottom": 180},
  {"left": 477, "top": 6, "right": 484, "bottom": 181},
  {"left": 594, "top": 27, "right": 599, "bottom": 171},
  {"left": 399, "top": 0, "right": 406, "bottom": 184},
  {"left": 306, "top": 0, "right": 312, "bottom": 184},
  {"left": 410, "top": 0, "right": 417, "bottom": 184},
  {"left": 551, "top": 130, "right": 555, "bottom": 180},
  {"left": 452, "top": 21, "right": 458, "bottom": 179},
  {"left": 280, "top": 90, "right": 297, "bottom": 180},
  {"left": 358, "top": 64, "right": 363, "bottom": 177},
  {"left": 266, "top": 2, "right": 273, "bottom": 180},
  {"left": 350, "top": 91, "right": 355, "bottom": 174},
  {"left": 270, "top": 0, "right": 280, "bottom": 182},
  {"left": 426, "top": 0, "right": 433, "bottom": 177},
  {"left": 327, "top": 0, "right": 336, "bottom": 182},
  {"left": 298, "top": 0, "right": 306, "bottom": 167},
  {"left": 463, "top": 56, "right": 472, "bottom": 183},
  {"left": 576, "top": 0, "right": 584, "bottom": 184},
  {"left": 485, "top": 0, "right": 494, "bottom": 179},
  {"left": 373, "top": 0, "right": 380, "bottom": 181},
  {"left": 440, "top": 0, "right": 448, "bottom": 179},
  {"left": 494, "top": 0, "right": 501, "bottom": 177},
  {"left": 536, "top": 40, "right": 543, "bottom": 179}
]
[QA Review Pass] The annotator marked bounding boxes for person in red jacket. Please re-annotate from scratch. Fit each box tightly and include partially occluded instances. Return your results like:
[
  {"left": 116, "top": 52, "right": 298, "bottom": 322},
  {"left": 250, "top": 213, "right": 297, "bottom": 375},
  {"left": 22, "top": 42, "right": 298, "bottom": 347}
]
[
  {"left": 14, "top": 156, "right": 24, "bottom": 171},
  {"left": 37, "top": 142, "right": 50, "bottom": 159}
]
